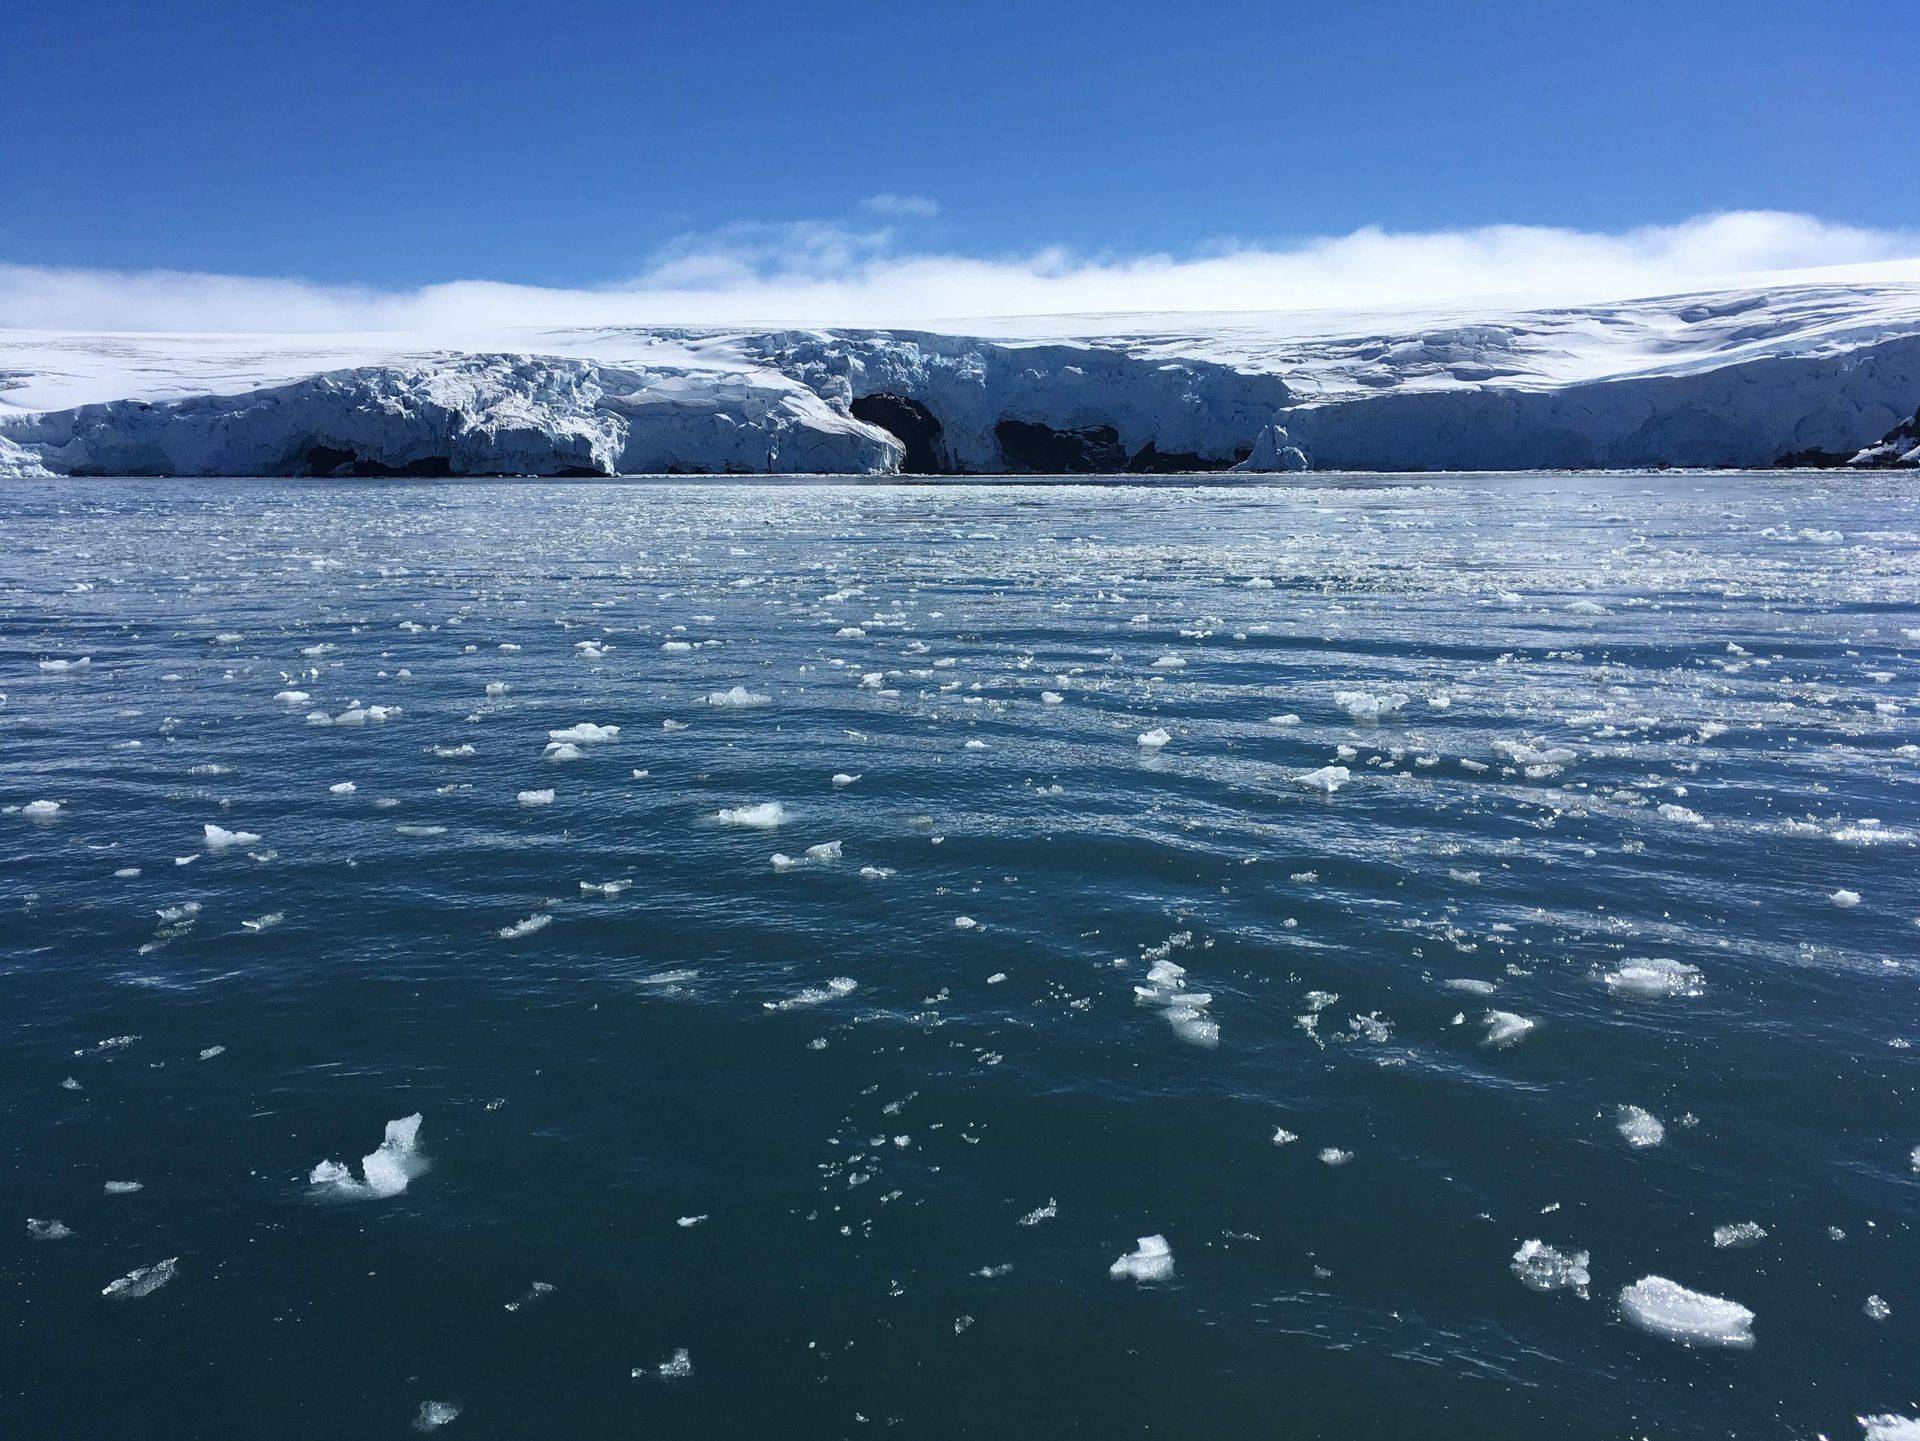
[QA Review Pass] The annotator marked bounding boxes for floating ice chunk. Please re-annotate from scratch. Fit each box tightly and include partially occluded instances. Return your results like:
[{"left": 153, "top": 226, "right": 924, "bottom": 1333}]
[
  {"left": 1656, "top": 802, "right": 1710, "bottom": 828},
  {"left": 412, "top": 1401, "right": 461, "bottom": 1431},
  {"left": 805, "top": 841, "right": 842, "bottom": 862},
  {"left": 203, "top": 823, "right": 261, "bottom": 850},
  {"left": 432, "top": 744, "right": 477, "bottom": 758},
  {"left": 1334, "top": 689, "right": 1408, "bottom": 723},
  {"left": 28, "top": 1217, "right": 73, "bottom": 1240},
  {"left": 1268, "top": 713, "right": 1301, "bottom": 726},
  {"left": 1109, "top": 1234, "right": 1173, "bottom": 1282},
  {"left": 310, "top": 1112, "right": 428, "bottom": 1200},
  {"left": 634, "top": 1348, "right": 693, "bottom": 1380},
  {"left": 858, "top": 866, "right": 895, "bottom": 880},
  {"left": 763, "top": 976, "right": 857, "bottom": 1011},
  {"left": 1482, "top": 1011, "right": 1536, "bottom": 1048},
  {"left": 1271, "top": 1128, "right": 1298, "bottom": 1146},
  {"left": 1493, "top": 739, "right": 1578, "bottom": 772},
  {"left": 954, "top": 915, "right": 978, "bottom": 929},
  {"left": 831, "top": 772, "right": 860, "bottom": 787},
  {"left": 1318, "top": 1147, "right": 1353, "bottom": 1166},
  {"left": 1018, "top": 1200, "right": 1057, "bottom": 1226},
  {"left": 517, "top": 789, "right": 554, "bottom": 807},
  {"left": 1295, "top": 765, "right": 1350, "bottom": 794},
  {"left": 1041, "top": 691, "right": 1064, "bottom": 704},
  {"left": 499, "top": 913, "right": 552, "bottom": 940},
  {"left": 22, "top": 799, "right": 62, "bottom": 820},
  {"left": 241, "top": 912, "right": 283, "bottom": 932},
  {"left": 102, "top": 1257, "right": 177, "bottom": 1300},
  {"left": 1149, "top": 655, "right": 1186, "bottom": 670},
  {"left": 1445, "top": 978, "right": 1498, "bottom": 995},
  {"left": 1136, "top": 727, "right": 1171, "bottom": 749},
  {"left": 503, "top": 1280, "right": 555, "bottom": 1312},
  {"left": 39, "top": 657, "right": 90, "bottom": 672},
  {"left": 1604, "top": 958, "right": 1703, "bottom": 999},
  {"left": 1616, "top": 1105, "right": 1666, "bottom": 1148},
  {"left": 1618, "top": 1276, "right": 1754, "bottom": 1347},
  {"left": 485, "top": 681, "right": 509, "bottom": 697},
  {"left": 661, "top": 641, "right": 693, "bottom": 654},
  {"left": 1860, "top": 1417, "right": 1920, "bottom": 1441},
  {"left": 1564, "top": 599, "right": 1610, "bottom": 616},
  {"left": 706, "top": 686, "right": 770, "bottom": 708},
  {"left": 274, "top": 690, "right": 310, "bottom": 704},
  {"left": 1864, "top": 1295, "right": 1892, "bottom": 1322},
  {"left": 549, "top": 722, "right": 619, "bottom": 744},
  {"left": 543, "top": 742, "right": 583, "bottom": 762},
  {"left": 198, "top": 1045, "right": 226, "bottom": 1060},
  {"left": 717, "top": 801, "right": 788, "bottom": 829},
  {"left": 1511, "top": 1240, "right": 1591, "bottom": 1298},
  {"left": 329, "top": 781, "right": 357, "bottom": 795},
  {"left": 580, "top": 880, "right": 630, "bottom": 897},
  {"left": 1712, "top": 1221, "right": 1767, "bottom": 1249},
  {"left": 676, "top": 1215, "right": 708, "bottom": 1228},
  {"left": 104, "top": 1180, "right": 143, "bottom": 1194},
  {"left": 1831, "top": 888, "right": 1861, "bottom": 908}
]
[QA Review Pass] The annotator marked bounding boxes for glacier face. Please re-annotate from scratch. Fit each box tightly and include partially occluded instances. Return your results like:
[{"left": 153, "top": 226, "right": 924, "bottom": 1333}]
[
  {"left": 2, "top": 279, "right": 1918, "bottom": 476},
  {"left": 0, "top": 354, "right": 897, "bottom": 478}
]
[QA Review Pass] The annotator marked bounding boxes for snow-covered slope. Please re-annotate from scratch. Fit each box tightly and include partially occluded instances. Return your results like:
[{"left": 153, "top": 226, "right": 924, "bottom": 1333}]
[{"left": 3, "top": 280, "right": 1918, "bottom": 476}]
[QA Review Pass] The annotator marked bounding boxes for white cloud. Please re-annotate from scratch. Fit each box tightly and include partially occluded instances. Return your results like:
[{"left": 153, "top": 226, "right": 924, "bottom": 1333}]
[
  {"left": 860, "top": 192, "right": 941, "bottom": 219},
  {"left": 2, "top": 211, "right": 1915, "bottom": 333}
]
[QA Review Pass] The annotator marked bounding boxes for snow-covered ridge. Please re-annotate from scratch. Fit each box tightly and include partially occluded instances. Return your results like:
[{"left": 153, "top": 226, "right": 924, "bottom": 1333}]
[{"left": 2, "top": 279, "right": 1917, "bottom": 476}]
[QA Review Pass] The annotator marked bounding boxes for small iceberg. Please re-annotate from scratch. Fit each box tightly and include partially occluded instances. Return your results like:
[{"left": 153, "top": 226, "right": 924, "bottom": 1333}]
[
  {"left": 549, "top": 722, "right": 619, "bottom": 744},
  {"left": 1616, "top": 1105, "right": 1665, "bottom": 1148},
  {"left": 1603, "top": 958, "right": 1703, "bottom": 999},
  {"left": 1511, "top": 1240, "right": 1590, "bottom": 1298},
  {"left": 717, "top": 801, "right": 789, "bottom": 829},
  {"left": 310, "top": 1113, "right": 428, "bottom": 1200},
  {"left": 1482, "top": 1010, "right": 1536, "bottom": 1049},
  {"left": 1109, "top": 1234, "right": 1174, "bottom": 1282},
  {"left": 102, "top": 1256, "right": 178, "bottom": 1300},
  {"left": 1295, "top": 765, "right": 1350, "bottom": 794},
  {"left": 706, "top": 686, "right": 770, "bottom": 707},
  {"left": 1618, "top": 1275, "right": 1754, "bottom": 1347}
]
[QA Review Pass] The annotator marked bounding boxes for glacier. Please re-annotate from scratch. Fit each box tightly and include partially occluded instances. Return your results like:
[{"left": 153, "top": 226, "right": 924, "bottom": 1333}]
[{"left": 2, "top": 279, "right": 1917, "bottom": 477}]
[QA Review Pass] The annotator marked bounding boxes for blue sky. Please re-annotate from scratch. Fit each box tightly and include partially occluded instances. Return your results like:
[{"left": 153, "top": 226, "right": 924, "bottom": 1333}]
[{"left": 2, "top": 0, "right": 1915, "bottom": 327}]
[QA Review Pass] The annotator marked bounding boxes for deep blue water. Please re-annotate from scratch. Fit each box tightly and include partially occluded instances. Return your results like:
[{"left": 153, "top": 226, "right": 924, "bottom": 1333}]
[{"left": 2, "top": 473, "right": 1916, "bottom": 1440}]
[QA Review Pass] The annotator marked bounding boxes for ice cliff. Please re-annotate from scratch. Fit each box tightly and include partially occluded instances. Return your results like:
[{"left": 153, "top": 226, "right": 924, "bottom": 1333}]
[{"left": 2, "top": 279, "right": 1917, "bottom": 476}]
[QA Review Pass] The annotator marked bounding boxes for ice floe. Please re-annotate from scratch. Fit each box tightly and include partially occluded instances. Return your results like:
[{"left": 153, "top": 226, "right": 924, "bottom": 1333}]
[
  {"left": 717, "top": 802, "right": 789, "bottom": 829},
  {"left": 1511, "top": 1239, "right": 1590, "bottom": 1298},
  {"left": 1616, "top": 1105, "right": 1666, "bottom": 1148},
  {"left": 1618, "top": 1275, "right": 1754, "bottom": 1347},
  {"left": 102, "top": 1257, "right": 178, "bottom": 1300},
  {"left": 309, "top": 1112, "right": 429, "bottom": 1199},
  {"left": 1482, "top": 1011, "right": 1536, "bottom": 1048},
  {"left": 1109, "top": 1234, "right": 1174, "bottom": 1282},
  {"left": 1603, "top": 959, "right": 1704, "bottom": 999}
]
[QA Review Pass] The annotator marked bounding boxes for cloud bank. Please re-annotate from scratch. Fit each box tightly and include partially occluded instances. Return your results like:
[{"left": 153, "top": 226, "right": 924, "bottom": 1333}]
[{"left": 3, "top": 211, "right": 1916, "bottom": 334}]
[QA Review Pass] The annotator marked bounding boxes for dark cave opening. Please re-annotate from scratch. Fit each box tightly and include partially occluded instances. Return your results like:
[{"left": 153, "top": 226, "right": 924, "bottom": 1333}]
[
  {"left": 993, "top": 419, "right": 1128, "bottom": 473},
  {"left": 850, "top": 393, "right": 946, "bottom": 473},
  {"left": 304, "top": 445, "right": 456, "bottom": 478}
]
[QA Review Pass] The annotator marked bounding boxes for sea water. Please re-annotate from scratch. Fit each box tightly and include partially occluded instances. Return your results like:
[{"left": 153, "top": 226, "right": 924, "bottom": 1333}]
[{"left": 2, "top": 472, "right": 1916, "bottom": 1438}]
